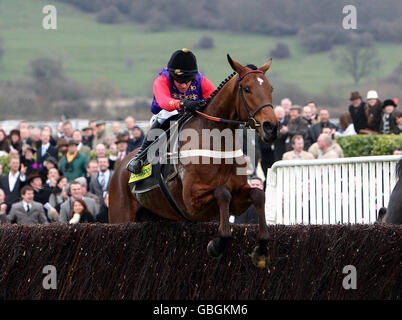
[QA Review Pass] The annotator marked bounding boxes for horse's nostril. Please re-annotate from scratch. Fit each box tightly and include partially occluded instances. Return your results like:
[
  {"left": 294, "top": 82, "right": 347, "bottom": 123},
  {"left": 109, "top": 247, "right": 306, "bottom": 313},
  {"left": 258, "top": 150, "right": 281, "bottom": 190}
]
[{"left": 262, "top": 121, "right": 275, "bottom": 134}]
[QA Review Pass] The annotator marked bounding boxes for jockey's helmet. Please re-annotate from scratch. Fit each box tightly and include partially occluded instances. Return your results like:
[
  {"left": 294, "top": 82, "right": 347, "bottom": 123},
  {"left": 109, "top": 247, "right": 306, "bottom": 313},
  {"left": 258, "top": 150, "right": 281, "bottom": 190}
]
[{"left": 167, "top": 48, "right": 198, "bottom": 83}]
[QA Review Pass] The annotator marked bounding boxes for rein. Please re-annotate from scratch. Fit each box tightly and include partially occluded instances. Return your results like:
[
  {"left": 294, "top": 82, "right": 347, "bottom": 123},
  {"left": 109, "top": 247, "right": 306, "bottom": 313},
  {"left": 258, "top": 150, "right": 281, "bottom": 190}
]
[{"left": 195, "top": 70, "right": 274, "bottom": 128}]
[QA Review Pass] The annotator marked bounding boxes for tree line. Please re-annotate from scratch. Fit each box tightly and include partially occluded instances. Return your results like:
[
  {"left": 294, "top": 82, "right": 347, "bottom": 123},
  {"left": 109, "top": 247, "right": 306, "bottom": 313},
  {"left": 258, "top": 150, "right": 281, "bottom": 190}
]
[{"left": 58, "top": 0, "right": 402, "bottom": 51}]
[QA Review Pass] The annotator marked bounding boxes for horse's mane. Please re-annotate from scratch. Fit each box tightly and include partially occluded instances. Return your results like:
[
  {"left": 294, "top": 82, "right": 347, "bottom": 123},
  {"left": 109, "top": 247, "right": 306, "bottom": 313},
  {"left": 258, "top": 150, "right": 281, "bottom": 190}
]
[
  {"left": 203, "top": 72, "right": 237, "bottom": 106},
  {"left": 396, "top": 157, "right": 402, "bottom": 180},
  {"left": 202, "top": 64, "right": 258, "bottom": 108}
]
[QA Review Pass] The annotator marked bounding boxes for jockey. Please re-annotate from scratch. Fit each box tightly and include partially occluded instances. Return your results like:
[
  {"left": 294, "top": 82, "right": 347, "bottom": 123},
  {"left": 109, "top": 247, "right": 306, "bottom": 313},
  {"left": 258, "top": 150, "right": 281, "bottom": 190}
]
[{"left": 127, "top": 48, "right": 216, "bottom": 174}]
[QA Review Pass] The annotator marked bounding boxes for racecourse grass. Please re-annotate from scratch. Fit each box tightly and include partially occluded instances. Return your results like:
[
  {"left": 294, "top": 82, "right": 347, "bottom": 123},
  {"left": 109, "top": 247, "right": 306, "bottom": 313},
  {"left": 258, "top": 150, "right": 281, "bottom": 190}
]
[
  {"left": 0, "top": 222, "right": 400, "bottom": 299},
  {"left": 1, "top": 0, "right": 402, "bottom": 97}
]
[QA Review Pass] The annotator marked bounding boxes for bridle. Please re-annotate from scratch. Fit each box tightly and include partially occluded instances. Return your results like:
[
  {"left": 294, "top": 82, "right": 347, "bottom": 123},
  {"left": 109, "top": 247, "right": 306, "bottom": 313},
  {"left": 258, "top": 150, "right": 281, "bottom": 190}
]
[{"left": 196, "top": 70, "right": 274, "bottom": 128}]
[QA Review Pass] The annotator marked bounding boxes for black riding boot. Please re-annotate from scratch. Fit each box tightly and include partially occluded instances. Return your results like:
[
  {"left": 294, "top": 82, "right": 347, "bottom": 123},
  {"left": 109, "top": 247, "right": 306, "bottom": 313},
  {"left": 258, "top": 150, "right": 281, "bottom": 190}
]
[{"left": 126, "top": 120, "right": 163, "bottom": 174}]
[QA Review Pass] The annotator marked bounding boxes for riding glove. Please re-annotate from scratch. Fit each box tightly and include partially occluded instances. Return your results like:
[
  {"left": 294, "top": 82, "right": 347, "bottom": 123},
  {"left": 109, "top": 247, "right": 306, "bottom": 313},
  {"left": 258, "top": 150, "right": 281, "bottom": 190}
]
[{"left": 180, "top": 100, "right": 201, "bottom": 112}]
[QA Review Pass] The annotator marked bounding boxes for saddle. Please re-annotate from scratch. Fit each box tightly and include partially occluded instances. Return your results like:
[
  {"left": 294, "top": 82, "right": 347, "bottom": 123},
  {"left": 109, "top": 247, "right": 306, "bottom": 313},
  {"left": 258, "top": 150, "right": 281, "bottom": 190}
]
[{"left": 128, "top": 113, "right": 192, "bottom": 195}]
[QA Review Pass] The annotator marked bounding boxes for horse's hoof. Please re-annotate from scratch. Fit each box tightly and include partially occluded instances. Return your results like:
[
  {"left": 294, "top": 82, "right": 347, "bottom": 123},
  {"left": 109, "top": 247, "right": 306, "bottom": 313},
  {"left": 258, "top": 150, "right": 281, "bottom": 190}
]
[
  {"left": 250, "top": 246, "right": 269, "bottom": 268},
  {"left": 207, "top": 240, "right": 223, "bottom": 259}
]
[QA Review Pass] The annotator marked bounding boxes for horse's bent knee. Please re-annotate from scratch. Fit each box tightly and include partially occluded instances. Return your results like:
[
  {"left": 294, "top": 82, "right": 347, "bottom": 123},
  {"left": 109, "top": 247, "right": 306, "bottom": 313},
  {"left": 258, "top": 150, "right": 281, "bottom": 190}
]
[{"left": 214, "top": 186, "right": 232, "bottom": 203}]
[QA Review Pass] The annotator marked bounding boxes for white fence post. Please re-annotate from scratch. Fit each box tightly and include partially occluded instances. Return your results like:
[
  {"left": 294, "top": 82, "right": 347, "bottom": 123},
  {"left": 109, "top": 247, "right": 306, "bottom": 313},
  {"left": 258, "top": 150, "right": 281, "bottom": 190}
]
[{"left": 265, "top": 155, "right": 401, "bottom": 225}]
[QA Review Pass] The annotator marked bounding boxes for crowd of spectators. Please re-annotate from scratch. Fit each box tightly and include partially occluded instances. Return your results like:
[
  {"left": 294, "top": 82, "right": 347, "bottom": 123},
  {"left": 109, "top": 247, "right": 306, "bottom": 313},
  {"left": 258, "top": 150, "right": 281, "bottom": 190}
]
[
  {"left": 0, "top": 89, "right": 400, "bottom": 226},
  {"left": 0, "top": 117, "right": 144, "bottom": 225},
  {"left": 255, "top": 90, "right": 401, "bottom": 181}
]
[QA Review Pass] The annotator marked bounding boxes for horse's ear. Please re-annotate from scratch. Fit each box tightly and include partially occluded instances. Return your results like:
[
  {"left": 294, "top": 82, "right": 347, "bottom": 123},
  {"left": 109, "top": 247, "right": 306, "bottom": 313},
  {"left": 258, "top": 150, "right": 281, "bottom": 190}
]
[
  {"left": 227, "top": 54, "right": 244, "bottom": 74},
  {"left": 259, "top": 58, "right": 272, "bottom": 74}
]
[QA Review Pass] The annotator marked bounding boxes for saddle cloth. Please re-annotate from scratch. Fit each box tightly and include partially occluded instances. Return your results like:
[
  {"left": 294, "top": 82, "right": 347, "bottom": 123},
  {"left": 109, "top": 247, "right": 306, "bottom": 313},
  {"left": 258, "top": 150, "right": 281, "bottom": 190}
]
[{"left": 129, "top": 162, "right": 177, "bottom": 194}]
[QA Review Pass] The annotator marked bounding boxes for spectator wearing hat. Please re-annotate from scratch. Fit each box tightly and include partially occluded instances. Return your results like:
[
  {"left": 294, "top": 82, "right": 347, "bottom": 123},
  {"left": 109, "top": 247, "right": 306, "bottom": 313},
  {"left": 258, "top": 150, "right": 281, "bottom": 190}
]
[
  {"left": 20, "top": 144, "right": 37, "bottom": 177},
  {"left": 364, "top": 90, "right": 382, "bottom": 133},
  {"left": 380, "top": 99, "right": 398, "bottom": 134},
  {"left": 36, "top": 129, "right": 59, "bottom": 167},
  {"left": 119, "top": 131, "right": 135, "bottom": 153},
  {"left": 72, "top": 130, "right": 91, "bottom": 159},
  {"left": 92, "top": 121, "right": 108, "bottom": 148},
  {"left": 8, "top": 129, "right": 22, "bottom": 154},
  {"left": 114, "top": 135, "right": 129, "bottom": 167},
  {"left": 82, "top": 126, "right": 94, "bottom": 149},
  {"left": 285, "top": 105, "right": 309, "bottom": 151},
  {"left": 304, "top": 108, "right": 338, "bottom": 149},
  {"left": 0, "top": 155, "right": 27, "bottom": 205},
  {"left": 39, "top": 156, "right": 59, "bottom": 181},
  {"left": 348, "top": 91, "right": 370, "bottom": 134},
  {"left": 58, "top": 140, "right": 89, "bottom": 182},
  {"left": 27, "top": 172, "right": 54, "bottom": 217},
  {"left": 56, "top": 138, "right": 69, "bottom": 157}
]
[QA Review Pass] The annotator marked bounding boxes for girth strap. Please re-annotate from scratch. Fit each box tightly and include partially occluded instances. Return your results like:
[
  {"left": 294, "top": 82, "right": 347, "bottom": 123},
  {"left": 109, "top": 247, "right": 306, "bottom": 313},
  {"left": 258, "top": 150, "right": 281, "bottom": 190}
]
[{"left": 154, "top": 158, "right": 193, "bottom": 222}]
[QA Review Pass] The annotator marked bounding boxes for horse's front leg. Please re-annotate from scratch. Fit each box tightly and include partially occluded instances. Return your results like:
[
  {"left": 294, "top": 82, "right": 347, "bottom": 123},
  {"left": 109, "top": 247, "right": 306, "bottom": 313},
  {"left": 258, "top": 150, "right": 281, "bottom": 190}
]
[
  {"left": 207, "top": 186, "right": 232, "bottom": 258},
  {"left": 231, "top": 185, "right": 270, "bottom": 268},
  {"left": 249, "top": 187, "right": 270, "bottom": 268}
]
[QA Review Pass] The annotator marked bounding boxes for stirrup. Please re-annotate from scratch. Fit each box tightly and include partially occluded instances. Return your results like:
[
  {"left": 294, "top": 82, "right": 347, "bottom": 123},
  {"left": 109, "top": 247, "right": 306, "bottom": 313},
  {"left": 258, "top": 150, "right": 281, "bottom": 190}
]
[{"left": 126, "top": 157, "right": 144, "bottom": 174}]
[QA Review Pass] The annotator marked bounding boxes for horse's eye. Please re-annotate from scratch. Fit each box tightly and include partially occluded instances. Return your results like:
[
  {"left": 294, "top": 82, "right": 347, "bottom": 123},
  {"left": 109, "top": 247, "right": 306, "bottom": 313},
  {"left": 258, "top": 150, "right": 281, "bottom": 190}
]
[{"left": 244, "top": 86, "right": 251, "bottom": 94}]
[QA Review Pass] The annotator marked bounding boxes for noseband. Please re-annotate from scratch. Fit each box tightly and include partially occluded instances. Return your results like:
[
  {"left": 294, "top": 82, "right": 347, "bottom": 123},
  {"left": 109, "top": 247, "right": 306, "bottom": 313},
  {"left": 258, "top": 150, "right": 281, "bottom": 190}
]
[
  {"left": 237, "top": 70, "right": 274, "bottom": 128},
  {"left": 195, "top": 70, "right": 273, "bottom": 128}
]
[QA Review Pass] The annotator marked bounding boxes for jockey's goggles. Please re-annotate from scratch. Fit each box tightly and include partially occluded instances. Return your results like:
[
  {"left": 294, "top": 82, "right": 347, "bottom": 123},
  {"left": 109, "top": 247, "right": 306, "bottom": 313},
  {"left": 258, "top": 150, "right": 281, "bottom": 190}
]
[{"left": 173, "top": 76, "right": 194, "bottom": 84}]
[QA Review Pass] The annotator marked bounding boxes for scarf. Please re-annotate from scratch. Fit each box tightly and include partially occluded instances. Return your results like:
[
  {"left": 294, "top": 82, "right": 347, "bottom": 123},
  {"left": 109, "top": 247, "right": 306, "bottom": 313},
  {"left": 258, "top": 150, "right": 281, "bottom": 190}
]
[{"left": 66, "top": 150, "right": 78, "bottom": 163}]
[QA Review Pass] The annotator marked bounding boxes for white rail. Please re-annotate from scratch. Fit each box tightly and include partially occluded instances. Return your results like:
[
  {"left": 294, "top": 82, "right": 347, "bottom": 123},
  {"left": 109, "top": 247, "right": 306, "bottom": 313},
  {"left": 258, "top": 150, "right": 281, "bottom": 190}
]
[{"left": 265, "top": 155, "right": 401, "bottom": 225}]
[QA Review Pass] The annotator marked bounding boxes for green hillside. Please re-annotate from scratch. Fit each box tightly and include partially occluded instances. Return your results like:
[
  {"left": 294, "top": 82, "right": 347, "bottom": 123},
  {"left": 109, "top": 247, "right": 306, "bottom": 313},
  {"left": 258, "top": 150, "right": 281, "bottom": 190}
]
[{"left": 0, "top": 0, "right": 401, "bottom": 98}]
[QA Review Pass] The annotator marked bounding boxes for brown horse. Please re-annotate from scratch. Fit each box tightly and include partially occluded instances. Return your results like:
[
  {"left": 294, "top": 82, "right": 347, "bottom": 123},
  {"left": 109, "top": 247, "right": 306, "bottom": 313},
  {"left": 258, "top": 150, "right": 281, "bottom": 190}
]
[{"left": 109, "top": 55, "right": 278, "bottom": 267}]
